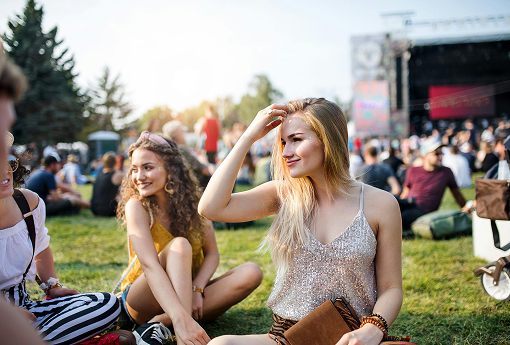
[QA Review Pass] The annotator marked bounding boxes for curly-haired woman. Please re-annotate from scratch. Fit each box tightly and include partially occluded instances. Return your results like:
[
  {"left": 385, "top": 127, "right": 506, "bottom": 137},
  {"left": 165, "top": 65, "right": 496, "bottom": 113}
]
[
  {"left": 116, "top": 131, "right": 262, "bottom": 345},
  {"left": 0, "top": 137, "right": 120, "bottom": 344}
]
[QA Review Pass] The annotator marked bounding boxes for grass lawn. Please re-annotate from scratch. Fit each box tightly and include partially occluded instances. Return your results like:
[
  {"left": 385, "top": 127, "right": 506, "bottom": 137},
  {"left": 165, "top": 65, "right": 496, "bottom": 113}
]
[{"left": 28, "top": 176, "right": 510, "bottom": 345}]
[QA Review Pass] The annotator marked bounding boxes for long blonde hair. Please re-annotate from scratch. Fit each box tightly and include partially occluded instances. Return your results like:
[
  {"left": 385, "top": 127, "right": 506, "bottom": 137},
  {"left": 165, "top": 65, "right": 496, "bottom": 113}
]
[{"left": 261, "top": 98, "right": 353, "bottom": 274}]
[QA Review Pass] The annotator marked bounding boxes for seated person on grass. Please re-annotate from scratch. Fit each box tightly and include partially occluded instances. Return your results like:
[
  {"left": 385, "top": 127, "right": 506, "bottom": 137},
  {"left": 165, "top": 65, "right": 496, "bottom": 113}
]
[
  {"left": 1, "top": 135, "right": 121, "bottom": 344},
  {"left": 115, "top": 131, "right": 262, "bottom": 345},
  {"left": 91, "top": 151, "right": 124, "bottom": 217},
  {"left": 26, "top": 155, "right": 90, "bottom": 216},
  {"left": 199, "top": 99, "right": 403, "bottom": 345},
  {"left": 60, "top": 153, "right": 90, "bottom": 187},
  {"left": 399, "top": 137, "right": 468, "bottom": 230}
]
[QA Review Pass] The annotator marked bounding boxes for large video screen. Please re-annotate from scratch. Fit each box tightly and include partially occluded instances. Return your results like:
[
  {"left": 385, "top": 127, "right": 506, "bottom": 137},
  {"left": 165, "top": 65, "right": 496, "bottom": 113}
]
[{"left": 428, "top": 85, "right": 495, "bottom": 120}]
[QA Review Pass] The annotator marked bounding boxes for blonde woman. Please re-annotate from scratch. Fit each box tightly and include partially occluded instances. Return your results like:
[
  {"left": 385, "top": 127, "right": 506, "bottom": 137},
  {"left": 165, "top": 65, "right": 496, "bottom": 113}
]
[
  {"left": 199, "top": 99, "right": 403, "bottom": 345},
  {"left": 117, "top": 132, "right": 262, "bottom": 345}
]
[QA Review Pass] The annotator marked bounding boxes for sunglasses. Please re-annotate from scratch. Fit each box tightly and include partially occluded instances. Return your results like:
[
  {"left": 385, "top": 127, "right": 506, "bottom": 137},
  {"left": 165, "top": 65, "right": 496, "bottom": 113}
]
[
  {"left": 7, "top": 154, "right": 19, "bottom": 172},
  {"left": 433, "top": 151, "right": 443, "bottom": 157}
]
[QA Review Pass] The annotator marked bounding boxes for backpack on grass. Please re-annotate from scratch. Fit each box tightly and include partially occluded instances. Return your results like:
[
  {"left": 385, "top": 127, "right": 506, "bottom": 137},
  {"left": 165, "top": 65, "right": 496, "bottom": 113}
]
[{"left": 411, "top": 209, "right": 472, "bottom": 240}]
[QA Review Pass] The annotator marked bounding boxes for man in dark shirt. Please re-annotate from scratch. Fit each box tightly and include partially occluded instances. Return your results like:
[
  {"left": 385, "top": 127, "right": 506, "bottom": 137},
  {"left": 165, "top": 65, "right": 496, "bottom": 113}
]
[
  {"left": 400, "top": 137, "right": 467, "bottom": 230},
  {"left": 355, "top": 145, "right": 401, "bottom": 195},
  {"left": 26, "top": 156, "right": 82, "bottom": 216}
]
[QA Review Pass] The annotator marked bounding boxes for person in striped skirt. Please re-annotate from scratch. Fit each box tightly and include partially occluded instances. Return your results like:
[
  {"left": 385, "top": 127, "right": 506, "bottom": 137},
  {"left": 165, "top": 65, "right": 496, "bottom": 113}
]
[{"left": 0, "top": 145, "right": 121, "bottom": 344}]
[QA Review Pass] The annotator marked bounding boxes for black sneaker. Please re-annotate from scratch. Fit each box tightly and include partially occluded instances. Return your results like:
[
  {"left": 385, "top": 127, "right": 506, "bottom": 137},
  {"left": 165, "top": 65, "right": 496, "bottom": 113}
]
[{"left": 133, "top": 322, "right": 173, "bottom": 344}]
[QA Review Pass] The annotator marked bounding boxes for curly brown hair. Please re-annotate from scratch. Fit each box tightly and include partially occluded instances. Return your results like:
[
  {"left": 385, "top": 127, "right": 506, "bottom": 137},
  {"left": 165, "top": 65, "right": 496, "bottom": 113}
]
[
  {"left": 117, "top": 138, "right": 205, "bottom": 242},
  {"left": 11, "top": 151, "right": 30, "bottom": 188}
]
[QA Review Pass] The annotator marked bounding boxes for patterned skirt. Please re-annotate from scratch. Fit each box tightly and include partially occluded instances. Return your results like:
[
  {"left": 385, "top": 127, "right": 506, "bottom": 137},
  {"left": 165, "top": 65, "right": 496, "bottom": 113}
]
[{"left": 267, "top": 313, "right": 298, "bottom": 345}]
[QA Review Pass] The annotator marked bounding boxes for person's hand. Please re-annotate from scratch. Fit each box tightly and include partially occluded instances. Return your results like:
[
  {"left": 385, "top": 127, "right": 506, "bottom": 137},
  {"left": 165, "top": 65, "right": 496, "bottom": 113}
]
[
  {"left": 18, "top": 308, "right": 37, "bottom": 322},
  {"left": 242, "top": 104, "right": 288, "bottom": 143},
  {"left": 192, "top": 292, "right": 204, "bottom": 321},
  {"left": 173, "top": 312, "right": 210, "bottom": 345},
  {"left": 47, "top": 286, "right": 79, "bottom": 299},
  {"left": 335, "top": 324, "right": 383, "bottom": 345}
]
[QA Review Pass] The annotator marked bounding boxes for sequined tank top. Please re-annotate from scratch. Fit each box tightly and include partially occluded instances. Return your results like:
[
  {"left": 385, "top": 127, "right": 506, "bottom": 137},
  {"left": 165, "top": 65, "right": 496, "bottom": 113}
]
[{"left": 266, "top": 183, "right": 377, "bottom": 320}]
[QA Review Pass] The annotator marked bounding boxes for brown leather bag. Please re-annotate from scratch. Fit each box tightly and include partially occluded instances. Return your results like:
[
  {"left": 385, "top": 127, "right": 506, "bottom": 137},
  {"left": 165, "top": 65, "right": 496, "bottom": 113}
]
[
  {"left": 283, "top": 297, "right": 360, "bottom": 345},
  {"left": 475, "top": 179, "right": 510, "bottom": 221}
]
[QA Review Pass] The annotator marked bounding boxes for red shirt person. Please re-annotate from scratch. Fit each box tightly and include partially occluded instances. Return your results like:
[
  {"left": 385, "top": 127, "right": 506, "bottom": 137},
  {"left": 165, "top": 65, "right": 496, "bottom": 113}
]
[{"left": 196, "top": 105, "right": 221, "bottom": 164}]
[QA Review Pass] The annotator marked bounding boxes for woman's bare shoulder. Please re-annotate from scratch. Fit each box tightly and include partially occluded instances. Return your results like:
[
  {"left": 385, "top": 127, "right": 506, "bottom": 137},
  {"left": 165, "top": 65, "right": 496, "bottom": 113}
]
[
  {"left": 125, "top": 197, "right": 146, "bottom": 213},
  {"left": 19, "top": 188, "right": 40, "bottom": 211},
  {"left": 363, "top": 185, "right": 399, "bottom": 212},
  {"left": 362, "top": 185, "right": 400, "bottom": 233}
]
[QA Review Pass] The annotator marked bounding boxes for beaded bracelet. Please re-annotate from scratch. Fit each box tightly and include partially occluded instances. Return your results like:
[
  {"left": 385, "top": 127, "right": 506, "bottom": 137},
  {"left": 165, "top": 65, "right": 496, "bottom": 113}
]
[
  {"left": 360, "top": 316, "right": 388, "bottom": 337},
  {"left": 192, "top": 286, "right": 204, "bottom": 296},
  {"left": 369, "top": 313, "right": 388, "bottom": 331}
]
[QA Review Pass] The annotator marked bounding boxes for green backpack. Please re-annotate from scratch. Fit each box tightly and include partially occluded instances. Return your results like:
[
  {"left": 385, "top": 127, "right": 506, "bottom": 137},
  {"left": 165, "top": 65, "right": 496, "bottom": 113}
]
[{"left": 411, "top": 209, "right": 472, "bottom": 240}]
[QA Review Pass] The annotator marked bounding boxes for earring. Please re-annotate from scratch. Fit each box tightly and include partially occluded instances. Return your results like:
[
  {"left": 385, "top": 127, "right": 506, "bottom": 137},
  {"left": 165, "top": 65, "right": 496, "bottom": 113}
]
[{"left": 164, "top": 175, "right": 174, "bottom": 195}]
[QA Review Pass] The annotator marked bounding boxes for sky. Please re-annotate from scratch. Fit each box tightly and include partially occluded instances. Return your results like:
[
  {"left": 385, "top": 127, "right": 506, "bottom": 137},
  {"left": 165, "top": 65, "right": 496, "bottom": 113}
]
[{"left": 1, "top": 0, "right": 509, "bottom": 122}]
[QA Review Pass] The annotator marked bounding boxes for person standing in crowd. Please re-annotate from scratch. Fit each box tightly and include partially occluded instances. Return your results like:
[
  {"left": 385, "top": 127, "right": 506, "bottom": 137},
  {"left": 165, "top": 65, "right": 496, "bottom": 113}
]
[
  {"left": 199, "top": 99, "right": 403, "bottom": 345},
  {"left": 196, "top": 105, "right": 221, "bottom": 164},
  {"left": 90, "top": 152, "right": 124, "bottom": 217},
  {"left": 60, "top": 154, "right": 90, "bottom": 187},
  {"left": 400, "top": 137, "right": 468, "bottom": 230},
  {"left": 26, "top": 155, "right": 90, "bottom": 216},
  {"left": 355, "top": 145, "right": 401, "bottom": 196},
  {"left": 442, "top": 146, "right": 471, "bottom": 188},
  {"left": 116, "top": 132, "right": 262, "bottom": 345}
]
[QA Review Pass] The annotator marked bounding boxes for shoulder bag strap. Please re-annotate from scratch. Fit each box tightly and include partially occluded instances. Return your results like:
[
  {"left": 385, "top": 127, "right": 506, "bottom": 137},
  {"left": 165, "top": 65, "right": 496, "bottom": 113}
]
[
  {"left": 12, "top": 189, "right": 36, "bottom": 281},
  {"left": 491, "top": 220, "right": 510, "bottom": 251}
]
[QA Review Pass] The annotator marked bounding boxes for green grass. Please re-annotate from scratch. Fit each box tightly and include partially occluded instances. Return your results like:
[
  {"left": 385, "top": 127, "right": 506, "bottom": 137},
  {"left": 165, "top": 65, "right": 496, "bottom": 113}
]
[{"left": 27, "top": 177, "right": 510, "bottom": 345}]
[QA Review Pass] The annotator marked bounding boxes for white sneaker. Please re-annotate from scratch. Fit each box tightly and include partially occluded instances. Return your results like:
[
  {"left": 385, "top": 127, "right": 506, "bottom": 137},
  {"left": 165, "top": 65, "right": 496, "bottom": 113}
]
[{"left": 133, "top": 322, "right": 173, "bottom": 344}]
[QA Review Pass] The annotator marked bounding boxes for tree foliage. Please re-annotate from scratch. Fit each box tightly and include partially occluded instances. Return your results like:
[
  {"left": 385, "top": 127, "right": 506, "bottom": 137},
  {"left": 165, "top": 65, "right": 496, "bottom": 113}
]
[
  {"left": 3, "top": 0, "right": 84, "bottom": 147},
  {"left": 84, "top": 66, "right": 133, "bottom": 134},
  {"left": 237, "top": 75, "right": 283, "bottom": 123},
  {"left": 137, "top": 105, "right": 173, "bottom": 133}
]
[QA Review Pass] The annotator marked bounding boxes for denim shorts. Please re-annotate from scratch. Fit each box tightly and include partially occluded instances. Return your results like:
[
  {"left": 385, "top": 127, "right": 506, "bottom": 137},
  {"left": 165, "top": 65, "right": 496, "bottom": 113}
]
[{"left": 118, "top": 284, "right": 136, "bottom": 330}]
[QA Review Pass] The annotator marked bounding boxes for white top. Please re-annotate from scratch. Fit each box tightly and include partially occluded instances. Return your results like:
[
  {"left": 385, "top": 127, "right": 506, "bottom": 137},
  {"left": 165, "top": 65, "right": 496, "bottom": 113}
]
[
  {"left": 0, "top": 197, "right": 50, "bottom": 290},
  {"left": 442, "top": 153, "right": 472, "bottom": 188}
]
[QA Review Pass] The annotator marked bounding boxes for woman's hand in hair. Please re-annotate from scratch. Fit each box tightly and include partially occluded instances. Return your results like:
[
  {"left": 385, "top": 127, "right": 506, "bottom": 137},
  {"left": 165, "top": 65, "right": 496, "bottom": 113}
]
[
  {"left": 243, "top": 104, "right": 288, "bottom": 143},
  {"left": 47, "top": 286, "right": 79, "bottom": 299}
]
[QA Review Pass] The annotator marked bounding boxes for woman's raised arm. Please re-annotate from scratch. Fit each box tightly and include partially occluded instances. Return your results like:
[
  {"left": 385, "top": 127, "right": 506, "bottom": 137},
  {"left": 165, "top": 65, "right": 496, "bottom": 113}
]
[{"left": 198, "top": 104, "right": 287, "bottom": 222}]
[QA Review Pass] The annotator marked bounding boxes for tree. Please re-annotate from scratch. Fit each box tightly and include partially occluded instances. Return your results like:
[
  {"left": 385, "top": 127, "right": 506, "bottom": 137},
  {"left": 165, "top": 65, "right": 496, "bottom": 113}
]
[
  {"left": 3, "top": 0, "right": 84, "bottom": 148},
  {"left": 85, "top": 66, "right": 133, "bottom": 134},
  {"left": 137, "top": 105, "right": 174, "bottom": 133},
  {"left": 237, "top": 75, "right": 283, "bottom": 123}
]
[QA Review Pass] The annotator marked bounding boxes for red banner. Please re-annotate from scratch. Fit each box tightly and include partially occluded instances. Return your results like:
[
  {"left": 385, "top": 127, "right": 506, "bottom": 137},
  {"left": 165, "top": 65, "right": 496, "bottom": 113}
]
[{"left": 429, "top": 85, "right": 495, "bottom": 120}]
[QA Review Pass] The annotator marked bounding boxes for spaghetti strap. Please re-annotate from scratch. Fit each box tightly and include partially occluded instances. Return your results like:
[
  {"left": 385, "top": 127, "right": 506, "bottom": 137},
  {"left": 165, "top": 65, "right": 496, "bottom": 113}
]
[{"left": 359, "top": 183, "right": 365, "bottom": 212}]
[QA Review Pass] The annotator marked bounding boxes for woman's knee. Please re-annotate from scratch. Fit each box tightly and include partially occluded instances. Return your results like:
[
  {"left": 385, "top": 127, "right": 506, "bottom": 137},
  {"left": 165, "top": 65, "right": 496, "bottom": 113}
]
[
  {"left": 235, "top": 262, "right": 263, "bottom": 291},
  {"left": 208, "top": 335, "right": 237, "bottom": 345},
  {"left": 161, "top": 237, "right": 192, "bottom": 261}
]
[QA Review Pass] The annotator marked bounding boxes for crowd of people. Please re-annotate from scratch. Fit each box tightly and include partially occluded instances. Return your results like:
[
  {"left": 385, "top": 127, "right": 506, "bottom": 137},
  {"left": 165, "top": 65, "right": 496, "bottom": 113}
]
[{"left": 2, "top": 47, "right": 510, "bottom": 345}]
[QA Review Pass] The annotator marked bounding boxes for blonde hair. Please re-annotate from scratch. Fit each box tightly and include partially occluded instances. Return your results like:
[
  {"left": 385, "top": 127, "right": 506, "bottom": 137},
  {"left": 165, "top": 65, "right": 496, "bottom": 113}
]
[{"left": 261, "top": 98, "right": 354, "bottom": 274}]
